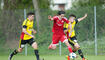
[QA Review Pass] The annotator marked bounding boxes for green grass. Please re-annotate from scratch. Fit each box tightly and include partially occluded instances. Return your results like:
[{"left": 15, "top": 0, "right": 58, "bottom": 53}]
[{"left": 0, "top": 55, "right": 105, "bottom": 60}]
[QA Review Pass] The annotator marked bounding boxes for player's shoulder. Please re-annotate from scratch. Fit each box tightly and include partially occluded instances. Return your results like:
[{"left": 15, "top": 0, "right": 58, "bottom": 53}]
[
  {"left": 63, "top": 17, "right": 68, "bottom": 20},
  {"left": 23, "top": 19, "right": 27, "bottom": 22},
  {"left": 22, "top": 19, "right": 28, "bottom": 25},
  {"left": 53, "top": 16, "right": 58, "bottom": 19},
  {"left": 53, "top": 16, "right": 59, "bottom": 21},
  {"left": 63, "top": 22, "right": 68, "bottom": 28},
  {"left": 63, "top": 17, "right": 67, "bottom": 19},
  {"left": 64, "top": 22, "right": 68, "bottom": 26},
  {"left": 64, "top": 22, "right": 68, "bottom": 25},
  {"left": 74, "top": 19, "right": 78, "bottom": 24}
]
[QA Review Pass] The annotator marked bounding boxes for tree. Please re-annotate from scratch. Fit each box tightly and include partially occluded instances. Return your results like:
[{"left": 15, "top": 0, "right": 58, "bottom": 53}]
[
  {"left": 3, "top": 0, "right": 49, "bottom": 9},
  {"left": 32, "top": 0, "right": 40, "bottom": 33},
  {"left": 72, "top": 0, "right": 105, "bottom": 7}
]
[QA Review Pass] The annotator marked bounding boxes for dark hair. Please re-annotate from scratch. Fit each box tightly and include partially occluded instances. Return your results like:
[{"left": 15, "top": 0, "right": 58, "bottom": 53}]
[
  {"left": 69, "top": 14, "right": 76, "bottom": 18},
  {"left": 27, "top": 12, "right": 35, "bottom": 17},
  {"left": 58, "top": 11, "right": 65, "bottom": 15}
]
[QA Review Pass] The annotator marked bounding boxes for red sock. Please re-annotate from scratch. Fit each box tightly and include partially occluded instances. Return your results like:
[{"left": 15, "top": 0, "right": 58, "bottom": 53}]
[
  {"left": 68, "top": 46, "right": 73, "bottom": 53},
  {"left": 68, "top": 56, "right": 70, "bottom": 60}
]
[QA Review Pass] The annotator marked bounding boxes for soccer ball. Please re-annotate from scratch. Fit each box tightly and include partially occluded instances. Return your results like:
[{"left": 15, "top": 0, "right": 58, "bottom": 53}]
[{"left": 69, "top": 53, "right": 76, "bottom": 59}]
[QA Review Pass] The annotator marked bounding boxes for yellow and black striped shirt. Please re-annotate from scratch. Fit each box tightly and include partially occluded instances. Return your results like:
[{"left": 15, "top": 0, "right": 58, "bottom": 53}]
[
  {"left": 21, "top": 18, "right": 33, "bottom": 40},
  {"left": 63, "top": 19, "right": 78, "bottom": 38}
]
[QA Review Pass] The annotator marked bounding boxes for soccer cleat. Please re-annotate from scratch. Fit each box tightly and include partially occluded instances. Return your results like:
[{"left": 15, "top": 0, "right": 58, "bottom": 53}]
[
  {"left": 67, "top": 56, "right": 70, "bottom": 60},
  {"left": 39, "top": 58, "right": 44, "bottom": 60},
  {"left": 48, "top": 45, "right": 52, "bottom": 49},
  {"left": 66, "top": 55, "right": 70, "bottom": 60},
  {"left": 8, "top": 54, "right": 12, "bottom": 60},
  {"left": 82, "top": 58, "right": 88, "bottom": 60}
]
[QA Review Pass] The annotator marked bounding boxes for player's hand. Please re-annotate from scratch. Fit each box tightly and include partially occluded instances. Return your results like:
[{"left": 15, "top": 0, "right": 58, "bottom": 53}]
[
  {"left": 33, "top": 30, "right": 37, "bottom": 34},
  {"left": 31, "top": 35, "right": 35, "bottom": 39},
  {"left": 84, "top": 13, "right": 88, "bottom": 17},
  {"left": 48, "top": 15, "right": 52, "bottom": 20}
]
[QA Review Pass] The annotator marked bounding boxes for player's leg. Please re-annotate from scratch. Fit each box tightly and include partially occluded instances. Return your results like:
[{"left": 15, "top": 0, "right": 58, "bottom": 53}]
[
  {"left": 66, "top": 38, "right": 77, "bottom": 60},
  {"left": 8, "top": 39, "right": 25, "bottom": 60},
  {"left": 73, "top": 42, "right": 80, "bottom": 52},
  {"left": 64, "top": 41, "right": 73, "bottom": 53},
  {"left": 69, "top": 37, "right": 80, "bottom": 52},
  {"left": 48, "top": 33, "right": 59, "bottom": 49},
  {"left": 48, "top": 42, "right": 57, "bottom": 49},
  {"left": 60, "top": 35, "right": 73, "bottom": 53},
  {"left": 69, "top": 37, "right": 86, "bottom": 60},
  {"left": 32, "top": 42, "right": 40, "bottom": 60},
  {"left": 29, "top": 38, "right": 40, "bottom": 60},
  {"left": 78, "top": 48, "right": 86, "bottom": 60}
]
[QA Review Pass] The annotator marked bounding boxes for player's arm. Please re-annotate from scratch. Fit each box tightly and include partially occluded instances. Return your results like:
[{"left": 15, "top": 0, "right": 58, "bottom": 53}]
[
  {"left": 67, "top": 23, "right": 73, "bottom": 37},
  {"left": 69, "top": 28, "right": 73, "bottom": 37},
  {"left": 64, "top": 23, "right": 71, "bottom": 33},
  {"left": 22, "top": 27, "right": 35, "bottom": 38},
  {"left": 77, "top": 13, "right": 88, "bottom": 22},
  {"left": 48, "top": 15, "right": 54, "bottom": 21}
]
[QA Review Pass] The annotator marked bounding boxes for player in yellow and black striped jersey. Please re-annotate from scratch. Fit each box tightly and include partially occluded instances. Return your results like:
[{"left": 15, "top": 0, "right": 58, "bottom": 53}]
[
  {"left": 8, "top": 12, "right": 40, "bottom": 60},
  {"left": 64, "top": 14, "right": 87, "bottom": 60}
]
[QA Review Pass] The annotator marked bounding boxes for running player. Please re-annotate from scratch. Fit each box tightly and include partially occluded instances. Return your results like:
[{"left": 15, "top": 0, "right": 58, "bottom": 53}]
[
  {"left": 64, "top": 14, "right": 87, "bottom": 60},
  {"left": 48, "top": 11, "right": 74, "bottom": 55},
  {"left": 8, "top": 12, "right": 40, "bottom": 60}
]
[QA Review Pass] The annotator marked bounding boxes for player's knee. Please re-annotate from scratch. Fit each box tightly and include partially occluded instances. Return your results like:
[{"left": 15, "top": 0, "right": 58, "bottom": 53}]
[
  {"left": 52, "top": 46, "right": 56, "bottom": 49},
  {"left": 64, "top": 41, "right": 70, "bottom": 47},
  {"left": 18, "top": 48, "right": 23, "bottom": 52},
  {"left": 49, "top": 44, "right": 57, "bottom": 50},
  {"left": 76, "top": 46, "right": 80, "bottom": 50},
  {"left": 74, "top": 44, "right": 80, "bottom": 50},
  {"left": 32, "top": 42, "right": 38, "bottom": 49}
]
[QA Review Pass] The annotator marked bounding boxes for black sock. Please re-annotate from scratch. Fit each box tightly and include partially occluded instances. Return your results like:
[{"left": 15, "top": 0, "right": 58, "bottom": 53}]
[
  {"left": 34, "top": 50, "right": 40, "bottom": 60},
  {"left": 78, "top": 49, "right": 84, "bottom": 58},
  {"left": 10, "top": 49, "right": 18, "bottom": 58}
]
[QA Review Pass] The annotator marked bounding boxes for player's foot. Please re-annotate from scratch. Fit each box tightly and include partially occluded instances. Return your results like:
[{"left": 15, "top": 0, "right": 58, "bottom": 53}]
[
  {"left": 48, "top": 45, "right": 52, "bottom": 49},
  {"left": 82, "top": 58, "right": 87, "bottom": 60},
  {"left": 39, "top": 58, "right": 44, "bottom": 60},
  {"left": 8, "top": 54, "right": 12, "bottom": 60}
]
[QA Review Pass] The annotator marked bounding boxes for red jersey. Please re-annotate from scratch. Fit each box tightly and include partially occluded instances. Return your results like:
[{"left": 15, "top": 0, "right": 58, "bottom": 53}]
[{"left": 52, "top": 16, "right": 69, "bottom": 35}]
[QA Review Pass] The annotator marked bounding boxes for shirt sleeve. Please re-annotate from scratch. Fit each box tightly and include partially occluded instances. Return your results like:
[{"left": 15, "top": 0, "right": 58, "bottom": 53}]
[
  {"left": 52, "top": 16, "right": 58, "bottom": 21},
  {"left": 75, "top": 19, "right": 78, "bottom": 24},
  {"left": 63, "top": 23, "right": 68, "bottom": 30},
  {"left": 63, "top": 17, "right": 69, "bottom": 23},
  {"left": 22, "top": 20, "right": 27, "bottom": 28}
]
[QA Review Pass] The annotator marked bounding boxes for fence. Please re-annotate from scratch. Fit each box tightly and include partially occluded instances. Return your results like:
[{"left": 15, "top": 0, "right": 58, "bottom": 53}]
[{"left": 0, "top": 5, "right": 105, "bottom": 56}]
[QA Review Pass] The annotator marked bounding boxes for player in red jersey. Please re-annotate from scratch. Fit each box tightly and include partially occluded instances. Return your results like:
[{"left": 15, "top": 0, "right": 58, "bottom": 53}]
[{"left": 48, "top": 11, "right": 74, "bottom": 55}]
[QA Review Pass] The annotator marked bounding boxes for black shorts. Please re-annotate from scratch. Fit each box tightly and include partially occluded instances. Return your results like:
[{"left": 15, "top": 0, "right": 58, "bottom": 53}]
[
  {"left": 68, "top": 36, "right": 78, "bottom": 47},
  {"left": 19, "top": 38, "right": 35, "bottom": 48}
]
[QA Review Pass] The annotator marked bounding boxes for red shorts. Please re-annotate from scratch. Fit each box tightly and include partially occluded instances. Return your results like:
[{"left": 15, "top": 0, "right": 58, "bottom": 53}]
[{"left": 52, "top": 33, "right": 68, "bottom": 45}]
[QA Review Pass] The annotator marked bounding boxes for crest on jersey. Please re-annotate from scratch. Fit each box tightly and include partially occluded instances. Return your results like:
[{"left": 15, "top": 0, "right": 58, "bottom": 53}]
[{"left": 62, "top": 20, "right": 64, "bottom": 22}]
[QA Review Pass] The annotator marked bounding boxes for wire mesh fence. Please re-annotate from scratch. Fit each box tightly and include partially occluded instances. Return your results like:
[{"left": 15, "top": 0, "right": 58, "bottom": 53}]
[{"left": 0, "top": 5, "right": 105, "bottom": 55}]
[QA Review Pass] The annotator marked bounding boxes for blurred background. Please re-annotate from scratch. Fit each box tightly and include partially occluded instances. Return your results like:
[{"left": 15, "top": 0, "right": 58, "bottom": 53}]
[{"left": 0, "top": 0, "right": 105, "bottom": 56}]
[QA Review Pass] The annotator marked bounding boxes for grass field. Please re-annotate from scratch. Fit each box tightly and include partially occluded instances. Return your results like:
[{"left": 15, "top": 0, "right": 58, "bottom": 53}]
[{"left": 0, "top": 55, "right": 105, "bottom": 60}]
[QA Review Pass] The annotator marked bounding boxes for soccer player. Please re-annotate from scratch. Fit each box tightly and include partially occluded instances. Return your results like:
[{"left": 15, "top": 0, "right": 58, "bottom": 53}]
[
  {"left": 48, "top": 11, "right": 74, "bottom": 55},
  {"left": 8, "top": 12, "right": 40, "bottom": 60},
  {"left": 64, "top": 14, "right": 88, "bottom": 60}
]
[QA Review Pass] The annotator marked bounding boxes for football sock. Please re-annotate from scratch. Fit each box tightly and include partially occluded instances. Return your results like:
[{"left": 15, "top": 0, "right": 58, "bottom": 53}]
[
  {"left": 67, "top": 55, "right": 70, "bottom": 60},
  {"left": 10, "top": 49, "right": 18, "bottom": 58},
  {"left": 78, "top": 49, "right": 84, "bottom": 58},
  {"left": 34, "top": 49, "right": 40, "bottom": 60},
  {"left": 68, "top": 46, "right": 73, "bottom": 53}
]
